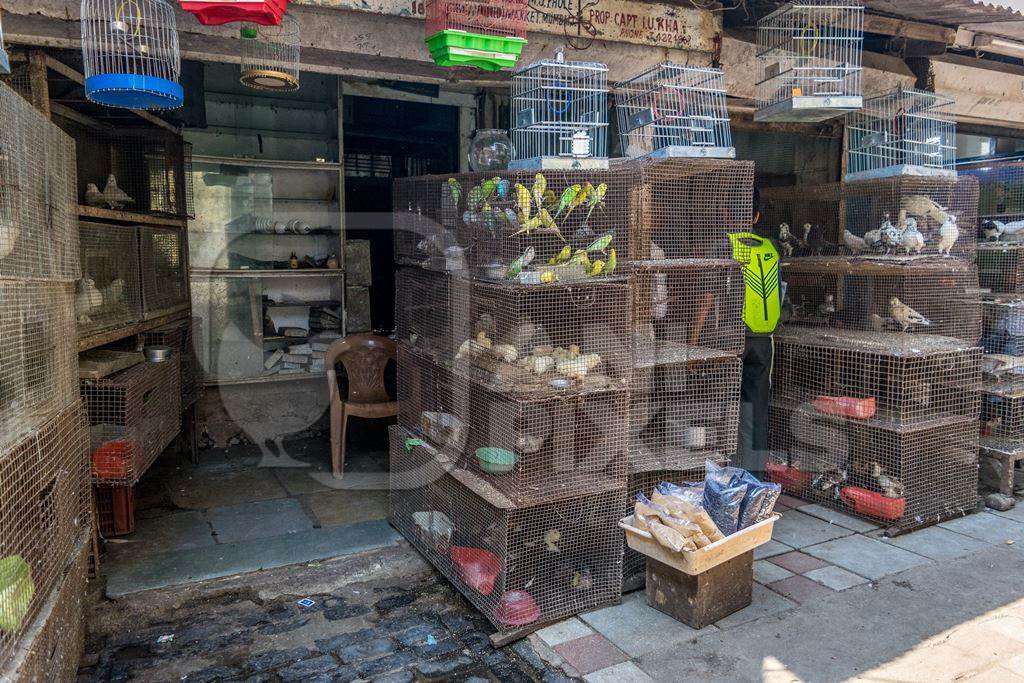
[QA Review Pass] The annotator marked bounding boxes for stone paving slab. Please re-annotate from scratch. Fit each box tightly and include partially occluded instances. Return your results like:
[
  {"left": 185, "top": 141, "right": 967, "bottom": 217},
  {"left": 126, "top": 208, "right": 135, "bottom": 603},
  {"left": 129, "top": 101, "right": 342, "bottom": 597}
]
[
  {"left": 584, "top": 661, "right": 654, "bottom": 682},
  {"left": 169, "top": 467, "right": 290, "bottom": 510},
  {"left": 107, "top": 510, "right": 215, "bottom": 558},
  {"left": 303, "top": 488, "right": 390, "bottom": 528},
  {"left": 552, "top": 634, "right": 629, "bottom": 676},
  {"left": 938, "top": 512, "right": 1024, "bottom": 544},
  {"left": 535, "top": 618, "right": 594, "bottom": 648},
  {"left": 797, "top": 503, "right": 881, "bottom": 533},
  {"left": 714, "top": 583, "right": 797, "bottom": 630},
  {"left": 766, "top": 575, "right": 835, "bottom": 604},
  {"left": 768, "top": 550, "right": 829, "bottom": 575},
  {"left": 206, "top": 497, "right": 315, "bottom": 544},
  {"left": 988, "top": 504, "right": 1024, "bottom": 524},
  {"left": 771, "top": 510, "right": 856, "bottom": 549},
  {"left": 579, "top": 591, "right": 714, "bottom": 658},
  {"left": 753, "top": 539, "right": 793, "bottom": 560},
  {"left": 753, "top": 560, "right": 794, "bottom": 585},
  {"left": 802, "top": 534, "right": 932, "bottom": 581},
  {"left": 802, "top": 565, "right": 868, "bottom": 591},
  {"left": 881, "top": 525, "right": 991, "bottom": 561}
]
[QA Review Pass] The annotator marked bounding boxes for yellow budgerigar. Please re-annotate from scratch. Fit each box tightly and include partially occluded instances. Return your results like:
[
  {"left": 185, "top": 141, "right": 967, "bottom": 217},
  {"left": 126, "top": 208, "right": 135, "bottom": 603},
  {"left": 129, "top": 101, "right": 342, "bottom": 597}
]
[
  {"left": 514, "top": 183, "right": 532, "bottom": 222},
  {"left": 532, "top": 173, "right": 547, "bottom": 209},
  {"left": 549, "top": 244, "right": 572, "bottom": 265}
]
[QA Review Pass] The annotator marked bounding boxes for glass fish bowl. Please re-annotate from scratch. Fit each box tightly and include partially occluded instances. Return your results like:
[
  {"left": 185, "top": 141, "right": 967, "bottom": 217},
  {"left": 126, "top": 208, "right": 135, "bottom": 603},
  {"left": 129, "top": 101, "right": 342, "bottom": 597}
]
[{"left": 468, "top": 129, "right": 512, "bottom": 172}]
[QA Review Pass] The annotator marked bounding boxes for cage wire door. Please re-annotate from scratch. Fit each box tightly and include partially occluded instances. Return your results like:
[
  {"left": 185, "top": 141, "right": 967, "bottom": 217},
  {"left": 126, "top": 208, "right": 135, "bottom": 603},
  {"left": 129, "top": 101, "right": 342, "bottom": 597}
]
[
  {"left": 614, "top": 64, "right": 734, "bottom": 160},
  {"left": 846, "top": 88, "right": 957, "bottom": 182},
  {"left": 80, "top": 0, "right": 184, "bottom": 110},
  {"left": 240, "top": 14, "right": 301, "bottom": 91},
  {"left": 755, "top": 0, "right": 864, "bottom": 123},
  {"left": 510, "top": 52, "right": 609, "bottom": 170},
  {"left": 140, "top": 226, "right": 188, "bottom": 317}
]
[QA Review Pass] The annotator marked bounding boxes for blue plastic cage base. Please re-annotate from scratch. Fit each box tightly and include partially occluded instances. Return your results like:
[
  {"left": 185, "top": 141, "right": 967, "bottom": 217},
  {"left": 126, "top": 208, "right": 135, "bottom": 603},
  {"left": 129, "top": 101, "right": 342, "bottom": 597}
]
[{"left": 85, "top": 73, "right": 184, "bottom": 110}]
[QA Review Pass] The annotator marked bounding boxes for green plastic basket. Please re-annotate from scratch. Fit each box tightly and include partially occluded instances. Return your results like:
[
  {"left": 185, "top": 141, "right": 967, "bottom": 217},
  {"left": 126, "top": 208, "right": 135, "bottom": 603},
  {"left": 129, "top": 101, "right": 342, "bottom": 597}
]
[{"left": 426, "top": 30, "right": 527, "bottom": 71}]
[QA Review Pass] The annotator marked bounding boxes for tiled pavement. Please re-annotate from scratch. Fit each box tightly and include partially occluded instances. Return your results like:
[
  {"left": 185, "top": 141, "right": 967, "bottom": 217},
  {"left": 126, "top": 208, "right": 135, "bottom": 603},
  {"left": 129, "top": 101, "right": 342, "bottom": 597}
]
[{"left": 533, "top": 497, "right": 1024, "bottom": 682}]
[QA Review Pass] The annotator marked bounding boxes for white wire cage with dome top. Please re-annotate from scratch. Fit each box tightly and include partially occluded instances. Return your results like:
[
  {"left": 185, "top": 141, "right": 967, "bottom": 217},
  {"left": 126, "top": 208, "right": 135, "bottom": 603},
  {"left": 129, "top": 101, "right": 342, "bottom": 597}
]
[
  {"left": 846, "top": 87, "right": 957, "bottom": 182},
  {"left": 509, "top": 50, "right": 609, "bottom": 171},
  {"left": 240, "top": 13, "right": 300, "bottom": 91},
  {"left": 614, "top": 63, "right": 734, "bottom": 160},
  {"left": 755, "top": 0, "right": 863, "bottom": 123},
  {"left": 80, "top": 0, "right": 183, "bottom": 110}
]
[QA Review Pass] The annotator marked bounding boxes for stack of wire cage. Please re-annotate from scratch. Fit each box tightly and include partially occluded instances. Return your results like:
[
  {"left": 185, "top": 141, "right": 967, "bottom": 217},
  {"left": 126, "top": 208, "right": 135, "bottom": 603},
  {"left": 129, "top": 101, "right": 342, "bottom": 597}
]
[
  {"left": 960, "top": 158, "right": 1024, "bottom": 497},
  {"left": 604, "top": 66, "right": 750, "bottom": 589},
  {"left": 509, "top": 51, "right": 609, "bottom": 171},
  {"left": 761, "top": 154, "right": 984, "bottom": 533},
  {"left": 0, "top": 82, "right": 92, "bottom": 682},
  {"left": 392, "top": 165, "right": 634, "bottom": 636},
  {"left": 755, "top": 0, "right": 864, "bottom": 123}
]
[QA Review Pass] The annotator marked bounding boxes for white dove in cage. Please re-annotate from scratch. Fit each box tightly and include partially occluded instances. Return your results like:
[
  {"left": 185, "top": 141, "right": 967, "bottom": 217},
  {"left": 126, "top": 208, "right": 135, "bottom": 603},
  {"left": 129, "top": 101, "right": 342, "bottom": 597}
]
[
  {"left": 75, "top": 277, "right": 103, "bottom": 323},
  {"left": 937, "top": 214, "right": 959, "bottom": 257},
  {"left": 900, "top": 218, "right": 925, "bottom": 256},
  {"left": 85, "top": 183, "right": 105, "bottom": 208},
  {"left": 102, "top": 174, "right": 134, "bottom": 210}
]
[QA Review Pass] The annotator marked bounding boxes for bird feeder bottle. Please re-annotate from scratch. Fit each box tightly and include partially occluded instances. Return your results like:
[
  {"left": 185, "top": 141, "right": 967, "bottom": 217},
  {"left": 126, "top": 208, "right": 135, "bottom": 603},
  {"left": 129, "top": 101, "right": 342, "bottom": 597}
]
[
  {"left": 179, "top": 0, "right": 289, "bottom": 26},
  {"left": 510, "top": 51, "right": 609, "bottom": 171},
  {"left": 80, "top": 0, "right": 184, "bottom": 110},
  {"left": 845, "top": 87, "right": 957, "bottom": 182},
  {"left": 239, "top": 13, "right": 300, "bottom": 91},
  {"left": 755, "top": 0, "right": 864, "bottom": 122},
  {"left": 424, "top": 0, "right": 528, "bottom": 71},
  {"left": 614, "top": 63, "right": 735, "bottom": 160}
]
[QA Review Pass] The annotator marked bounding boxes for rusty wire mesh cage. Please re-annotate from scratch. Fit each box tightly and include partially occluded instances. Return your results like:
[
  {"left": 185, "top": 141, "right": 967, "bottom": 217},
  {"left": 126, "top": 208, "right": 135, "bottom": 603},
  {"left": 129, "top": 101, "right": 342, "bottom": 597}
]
[
  {"left": 981, "top": 386, "right": 1024, "bottom": 441},
  {"left": 755, "top": 0, "right": 864, "bottom": 123},
  {"left": 76, "top": 222, "right": 142, "bottom": 336},
  {"left": 139, "top": 225, "right": 188, "bottom": 317},
  {"left": 80, "top": 358, "right": 181, "bottom": 485},
  {"left": 614, "top": 64, "right": 734, "bottom": 160},
  {"left": 772, "top": 328, "right": 981, "bottom": 430},
  {"left": 627, "top": 157, "right": 755, "bottom": 261},
  {"left": 390, "top": 426, "right": 624, "bottom": 633},
  {"left": 0, "top": 62, "right": 32, "bottom": 103},
  {"left": 0, "top": 282, "right": 79, "bottom": 452},
  {"left": 978, "top": 244, "right": 1024, "bottom": 295},
  {"left": 0, "top": 402, "right": 90, "bottom": 664},
  {"left": 629, "top": 356, "right": 741, "bottom": 474},
  {"left": 398, "top": 344, "right": 628, "bottom": 505},
  {"left": 0, "top": 84, "right": 80, "bottom": 282},
  {"left": 58, "top": 122, "right": 193, "bottom": 218},
  {"left": 393, "top": 169, "right": 630, "bottom": 276},
  {"left": 140, "top": 318, "right": 202, "bottom": 407},
  {"left": 846, "top": 88, "right": 957, "bottom": 182},
  {"left": 768, "top": 403, "right": 978, "bottom": 531},
  {"left": 959, "top": 158, "right": 1024, "bottom": 245},
  {"left": 761, "top": 176, "right": 978, "bottom": 260},
  {"left": 781, "top": 257, "right": 982, "bottom": 345},
  {"left": 0, "top": 536, "right": 89, "bottom": 683},
  {"left": 981, "top": 300, "right": 1024, "bottom": 384},
  {"left": 632, "top": 261, "right": 744, "bottom": 366},
  {"left": 622, "top": 469, "right": 699, "bottom": 592}
]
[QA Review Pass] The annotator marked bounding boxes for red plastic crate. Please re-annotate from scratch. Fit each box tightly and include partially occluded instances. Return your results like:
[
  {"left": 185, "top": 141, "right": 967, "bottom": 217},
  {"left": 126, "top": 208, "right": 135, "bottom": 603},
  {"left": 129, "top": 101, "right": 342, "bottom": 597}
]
[{"left": 179, "top": 0, "right": 287, "bottom": 26}]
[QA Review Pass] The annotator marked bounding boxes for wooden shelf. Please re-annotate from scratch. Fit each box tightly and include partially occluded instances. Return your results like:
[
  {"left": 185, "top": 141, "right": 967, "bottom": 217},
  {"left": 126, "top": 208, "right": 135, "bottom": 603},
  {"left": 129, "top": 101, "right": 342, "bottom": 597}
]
[
  {"left": 203, "top": 372, "right": 326, "bottom": 387},
  {"left": 193, "top": 154, "right": 341, "bottom": 173},
  {"left": 77, "top": 306, "right": 191, "bottom": 352},
  {"left": 190, "top": 268, "right": 345, "bottom": 279},
  {"left": 78, "top": 205, "right": 186, "bottom": 228}
]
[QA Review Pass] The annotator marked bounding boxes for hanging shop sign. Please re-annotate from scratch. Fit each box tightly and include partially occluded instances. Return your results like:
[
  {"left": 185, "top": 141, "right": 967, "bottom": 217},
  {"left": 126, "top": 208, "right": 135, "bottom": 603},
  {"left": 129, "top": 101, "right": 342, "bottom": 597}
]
[
  {"left": 296, "top": 0, "right": 719, "bottom": 53},
  {"left": 180, "top": 0, "right": 289, "bottom": 26}
]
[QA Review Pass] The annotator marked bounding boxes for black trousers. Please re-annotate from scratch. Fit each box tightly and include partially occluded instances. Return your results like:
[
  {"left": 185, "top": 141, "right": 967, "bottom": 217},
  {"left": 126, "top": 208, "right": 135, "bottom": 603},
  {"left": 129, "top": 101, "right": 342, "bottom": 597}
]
[{"left": 736, "top": 334, "right": 773, "bottom": 474}]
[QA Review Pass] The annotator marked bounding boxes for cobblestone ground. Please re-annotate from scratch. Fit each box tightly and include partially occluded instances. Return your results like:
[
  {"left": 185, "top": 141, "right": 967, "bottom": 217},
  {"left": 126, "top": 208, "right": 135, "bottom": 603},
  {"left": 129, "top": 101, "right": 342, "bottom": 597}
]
[{"left": 77, "top": 545, "right": 577, "bottom": 683}]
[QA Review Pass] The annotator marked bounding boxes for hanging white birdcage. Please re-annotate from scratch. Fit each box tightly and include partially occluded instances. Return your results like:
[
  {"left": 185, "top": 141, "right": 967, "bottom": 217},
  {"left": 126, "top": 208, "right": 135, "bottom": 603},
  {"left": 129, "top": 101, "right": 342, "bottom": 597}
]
[
  {"left": 755, "top": 0, "right": 863, "bottom": 122},
  {"left": 846, "top": 87, "right": 957, "bottom": 182},
  {"left": 0, "top": 10, "right": 10, "bottom": 76},
  {"left": 80, "top": 0, "right": 183, "bottom": 110},
  {"left": 240, "top": 13, "right": 300, "bottom": 91},
  {"left": 614, "top": 63, "right": 734, "bottom": 160},
  {"left": 510, "top": 51, "right": 609, "bottom": 171}
]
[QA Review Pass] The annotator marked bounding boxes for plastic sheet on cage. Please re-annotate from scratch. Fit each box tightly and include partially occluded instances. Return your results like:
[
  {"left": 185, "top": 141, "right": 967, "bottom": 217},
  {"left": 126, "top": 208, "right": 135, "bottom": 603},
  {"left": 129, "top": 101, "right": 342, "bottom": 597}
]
[
  {"left": 389, "top": 426, "right": 625, "bottom": 633},
  {"left": 0, "top": 282, "right": 79, "bottom": 452},
  {"left": 77, "top": 222, "right": 143, "bottom": 336},
  {"left": 0, "top": 402, "right": 89, "bottom": 665},
  {"left": 80, "top": 359, "right": 181, "bottom": 486},
  {"left": 393, "top": 169, "right": 631, "bottom": 275},
  {"left": 768, "top": 402, "right": 978, "bottom": 531},
  {"left": 0, "top": 83, "right": 80, "bottom": 282},
  {"left": 781, "top": 257, "right": 982, "bottom": 346}
]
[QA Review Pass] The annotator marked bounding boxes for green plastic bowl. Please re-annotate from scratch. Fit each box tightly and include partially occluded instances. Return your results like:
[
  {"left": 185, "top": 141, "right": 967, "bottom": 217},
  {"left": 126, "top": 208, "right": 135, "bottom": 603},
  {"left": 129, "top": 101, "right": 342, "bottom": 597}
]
[
  {"left": 425, "top": 31, "right": 527, "bottom": 72},
  {"left": 475, "top": 447, "right": 517, "bottom": 474}
]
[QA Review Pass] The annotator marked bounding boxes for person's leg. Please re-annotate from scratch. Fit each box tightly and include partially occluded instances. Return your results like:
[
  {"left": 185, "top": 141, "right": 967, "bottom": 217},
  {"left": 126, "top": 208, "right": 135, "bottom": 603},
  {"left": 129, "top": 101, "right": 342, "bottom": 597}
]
[{"left": 737, "top": 334, "right": 773, "bottom": 474}]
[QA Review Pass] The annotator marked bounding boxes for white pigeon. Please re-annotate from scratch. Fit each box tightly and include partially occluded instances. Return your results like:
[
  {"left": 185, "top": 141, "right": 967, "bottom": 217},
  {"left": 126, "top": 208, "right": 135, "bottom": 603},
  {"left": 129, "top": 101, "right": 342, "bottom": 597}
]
[
  {"left": 900, "top": 218, "right": 925, "bottom": 256},
  {"left": 863, "top": 227, "right": 882, "bottom": 251},
  {"left": 937, "top": 214, "right": 959, "bottom": 257},
  {"left": 889, "top": 297, "right": 931, "bottom": 331},
  {"left": 85, "top": 183, "right": 105, "bottom": 208},
  {"left": 880, "top": 222, "right": 902, "bottom": 256},
  {"left": 75, "top": 277, "right": 103, "bottom": 313},
  {"left": 843, "top": 229, "right": 867, "bottom": 254},
  {"left": 1002, "top": 219, "right": 1024, "bottom": 240},
  {"left": 102, "top": 174, "right": 134, "bottom": 210}
]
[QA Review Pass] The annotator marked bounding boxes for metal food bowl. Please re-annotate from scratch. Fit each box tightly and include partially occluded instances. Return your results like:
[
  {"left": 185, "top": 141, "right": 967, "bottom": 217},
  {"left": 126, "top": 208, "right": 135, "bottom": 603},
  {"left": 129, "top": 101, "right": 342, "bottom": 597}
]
[{"left": 144, "top": 345, "right": 174, "bottom": 363}]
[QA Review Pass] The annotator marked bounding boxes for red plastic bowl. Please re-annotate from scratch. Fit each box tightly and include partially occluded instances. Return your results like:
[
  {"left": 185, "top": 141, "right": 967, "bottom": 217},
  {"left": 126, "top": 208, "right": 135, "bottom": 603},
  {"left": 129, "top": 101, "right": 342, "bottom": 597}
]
[
  {"left": 766, "top": 462, "right": 812, "bottom": 495},
  {"left": 179, "top": 1, "right": 288, "bottom": 26},
  {"left": 495, "top": 590, "right": 540, "bottom": 627},
  {"left": 90, "top": 440, "right": 138, "bottom": 481},
  {"left": 814, "top": 396, "right": 876, "bottom": 420},
  {"left": 450, "top": 546, "right": 501, "bottom": 596},
  {"left": 840, "top": 486, "right": 906, "bottom": 522}
]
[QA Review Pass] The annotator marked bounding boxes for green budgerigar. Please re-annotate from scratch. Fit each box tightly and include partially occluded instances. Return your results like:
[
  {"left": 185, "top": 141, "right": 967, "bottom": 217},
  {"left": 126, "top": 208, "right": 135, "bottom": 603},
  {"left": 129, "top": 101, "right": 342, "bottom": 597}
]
[
  {"left": 584, "top": 182, "right": 608, "bottom": 223},
  {"left": 587, "top": 232, "right": 613, "bottom": 254},
  {"left": 482, "top": 177, "right": 501, "bottom": 200},
  {"left": 554, "top": 184, "right": 582, "bottom": 220},
  {"left": 467, "top": 185, "right": 485, "bottom": 212},
  {"left": 446, "top": 178, "right": 462, "bottom": 207},
  {"left": 507, "top": 246, "right": 536, "bottom": 279}
]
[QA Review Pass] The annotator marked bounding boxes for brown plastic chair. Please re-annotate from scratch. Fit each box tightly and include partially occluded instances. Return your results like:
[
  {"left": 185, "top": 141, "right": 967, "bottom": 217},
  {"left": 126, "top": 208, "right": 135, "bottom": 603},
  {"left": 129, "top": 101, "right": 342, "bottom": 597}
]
[{"left": 325, "top": 334, "right": 398, "bottom": 479}]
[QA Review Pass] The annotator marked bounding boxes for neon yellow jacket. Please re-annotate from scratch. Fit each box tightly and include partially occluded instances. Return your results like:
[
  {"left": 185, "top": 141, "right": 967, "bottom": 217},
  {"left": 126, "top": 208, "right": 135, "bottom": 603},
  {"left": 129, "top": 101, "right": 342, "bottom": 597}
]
[{"left": 728, "top": 232, "right": 781, "bottom": 335}]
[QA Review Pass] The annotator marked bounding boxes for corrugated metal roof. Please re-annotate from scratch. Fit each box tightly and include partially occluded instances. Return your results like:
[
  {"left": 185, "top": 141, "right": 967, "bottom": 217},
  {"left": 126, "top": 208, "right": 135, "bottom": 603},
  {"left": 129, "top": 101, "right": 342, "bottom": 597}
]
[{"left": 866, "top": 0, "right": 1024, "bottom": 40}]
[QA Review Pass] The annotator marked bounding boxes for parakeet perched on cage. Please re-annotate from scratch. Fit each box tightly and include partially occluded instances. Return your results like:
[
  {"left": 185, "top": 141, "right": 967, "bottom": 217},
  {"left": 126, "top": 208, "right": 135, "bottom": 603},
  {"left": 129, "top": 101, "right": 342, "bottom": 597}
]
[
  {"left": 467, "top": 185, "right": 485, "bottom": 212},
  {"left": 889, "top": 297, "right": 931, "bottom": 331},
  {"left": 554, "top": 184, "right": 581, "bottom": 220},
  {"left": 514, "top": 183, "right": 532, "bottom": 222},
  {"left": 584, "top": 182, "right": 607, "bottom": 224},
  {"left": 507, "top": 246, "right": 536, "bottom": 279},
  {"left": 531, "top": 173, "right": 546, "bottom": 209},
  {"left": 481, "top": 177, "right": 501, "bottom": 201},
  {"left": 606, "top": 248, "right": 617, "bottom": 275},
  {"left": 569, "top": 249, "right": 591, "bottom": 270},
  {"left": 446, "top": 178, "right": 462, "bottom": 207},
  {"left": 549, "top": 245, "right": 572, "bottom": 265},
  {"left": 586, "top": 232, "right": 613, "bottom": 254},
  {"left": 496, "top": 178, "right": 511, "bottom": 200}
]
